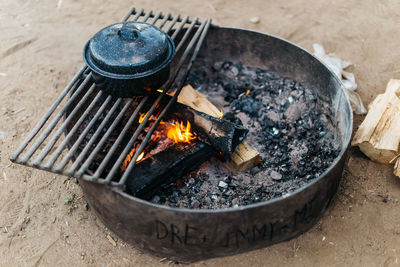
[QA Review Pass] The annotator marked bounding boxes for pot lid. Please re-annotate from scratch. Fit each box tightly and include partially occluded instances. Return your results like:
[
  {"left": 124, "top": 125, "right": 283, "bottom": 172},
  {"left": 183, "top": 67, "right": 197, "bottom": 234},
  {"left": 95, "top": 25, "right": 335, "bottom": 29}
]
[{"left": 83, "top": 22, "right": 175, "bottom": 78}]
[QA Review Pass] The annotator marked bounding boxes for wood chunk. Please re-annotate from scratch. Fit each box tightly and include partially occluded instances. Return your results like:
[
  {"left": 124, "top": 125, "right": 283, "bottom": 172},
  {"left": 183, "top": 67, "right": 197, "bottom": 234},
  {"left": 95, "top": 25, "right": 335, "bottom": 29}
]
[
  {"left": 178, "top": 85, "right": 223, "bottom": 118},
  {"left": 178, "top": 85, "right": 261, "bottom": 172},
  {"left": 227, "top": 141, "right": 262, "bottom": 173},
  {"left": 352, "top": 79, "right": 400, "bottom": 164},
  {"left": 166, "top": 103, "right": 248, "bottom": 156},
  {"left": 395, "top": 157, "right": 400, "bottom": 178},
  {"left": 126, "top": 140, "right": 216, "bottom": 199}
]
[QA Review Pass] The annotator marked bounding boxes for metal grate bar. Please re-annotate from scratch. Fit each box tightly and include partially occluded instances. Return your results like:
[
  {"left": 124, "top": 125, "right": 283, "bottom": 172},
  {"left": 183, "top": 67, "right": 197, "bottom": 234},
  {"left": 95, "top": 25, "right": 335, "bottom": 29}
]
[
  {"left": 10, "top": 6, "right": 212, "bottom": 187},
  {"left": 141, "top": 10, "right": 153, "bottom": 22},
  {"left": 20, "top": 73, "right": 92, "bottom": 163},
  {"left": 150, "top": 11, "right": 162, "bottom": 24},
  {"left": 96, "top": 96, "right": 148, "bottom": 180},
  {"left": 10, "top": 66, "right": 86, "bottom": 162},
  {"left": 104, "top": 16, "right": 201, "bottom": 183},
  {"left": 121, "top": 7, "right": 136, "bottom": 22},
  {"left": 43, "top": 90, "right": 105, "bottom": 169},
  {"left": 55, "top": 92, "right": 112, "bottom": 172},
  {"left": 33, "top": 81, "right": 97, "bottom": 166},
  {"left": 131, "top": 9, "right": 201, "bottom": 25},
  {"left": 75, "top": 98, "right": 134, "bottom": 178},
  {"left": 131, "top": 8, "right": 144, "bottom": 21},
  {"left": 67, "top": 98, "right": 123, "bottom": 175},
  {"left": 158, "top": 13, "right": 171, "bottom": 28},
  {"left": 119, "top": 18, "right": 211, "bottom": 185}
]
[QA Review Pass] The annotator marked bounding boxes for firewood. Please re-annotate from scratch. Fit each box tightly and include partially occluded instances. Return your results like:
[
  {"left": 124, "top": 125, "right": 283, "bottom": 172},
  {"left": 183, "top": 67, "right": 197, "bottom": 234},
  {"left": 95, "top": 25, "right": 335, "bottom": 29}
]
[
  {"left": 165, "top": 103, "right": 248, "bottom": 156},
  {"left": 395, "top": 157, "right": 400, "bottom": 178},
  {"left": 352, "top": 79, "right": 400, "bottom": 164},
  {"left": 178, "top": 85, "right": 223, "bottom": 118},
  {"left": 124, "top": 92, "right": 249, "bottom": 197},
  {"left": 178, "top": 85, "right": 261, "bottom": 173},
  {"left": 126, "top": 140, "right": 216, "bottom": 199}
]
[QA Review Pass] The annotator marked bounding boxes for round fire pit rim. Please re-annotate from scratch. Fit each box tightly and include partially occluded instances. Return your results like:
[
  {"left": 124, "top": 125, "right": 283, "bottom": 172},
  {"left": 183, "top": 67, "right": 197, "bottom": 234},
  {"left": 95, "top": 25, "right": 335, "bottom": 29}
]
[{"left": 109, "top": 26, "right": 353, "bottom": 213}]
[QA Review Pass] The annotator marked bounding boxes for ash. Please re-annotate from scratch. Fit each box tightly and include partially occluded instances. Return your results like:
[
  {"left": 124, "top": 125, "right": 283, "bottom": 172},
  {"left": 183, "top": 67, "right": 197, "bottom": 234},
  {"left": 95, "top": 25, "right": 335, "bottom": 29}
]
[{"left": 150, "top": 60, "right": 341, "bottom": 209}]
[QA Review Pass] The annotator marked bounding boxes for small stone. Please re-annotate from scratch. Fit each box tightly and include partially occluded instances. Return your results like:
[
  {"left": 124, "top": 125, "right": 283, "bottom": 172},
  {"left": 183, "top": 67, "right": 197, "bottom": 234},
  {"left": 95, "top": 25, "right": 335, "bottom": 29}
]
[
  {"left": 272, "top": 127, "right": 279, "bottom": 135},
  {"left": 152, "top": 195, "right": 161, "bottom": 203},
  {"left": 84, "top": 203, "right": 89, "bottom": 211},
  {"left": 319, "top": 131, "right": 326, "bottom": 136},
  {"left": 223, "top": 176, "right": 231, "bottom": 183},
  {"left": 230, "top": 66, "right": 239, "bottom": 76},
  {"left": 106, "top": 235, "right": 117, "bottom": 247},
  {"left": 288, "top": 96, "right": 294, "bottom": 103},
  {"left": 270, "top": 171, "right": 282, "bottom": 181},
  {"left": 191, "top": 200, "right": 200, "bottom": 209},
  {"left": 250, "top": 16, "right": 260, "bottom": 24},
  {"left": 211, "top": 194, "right": 218, "bottom": 201},
  {"left": 218, "top": 181, "right": 228, "bottom": 189},
  {"left": 213, "top": 61, "right": 223, "bottom": 71}
]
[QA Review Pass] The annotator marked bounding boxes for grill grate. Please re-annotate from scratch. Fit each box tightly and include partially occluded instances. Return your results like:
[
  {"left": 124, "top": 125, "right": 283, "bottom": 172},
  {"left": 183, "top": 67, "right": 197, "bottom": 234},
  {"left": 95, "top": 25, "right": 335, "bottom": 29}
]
[{"left": 10, "top": 7, "right": 212, "bottom": 188}]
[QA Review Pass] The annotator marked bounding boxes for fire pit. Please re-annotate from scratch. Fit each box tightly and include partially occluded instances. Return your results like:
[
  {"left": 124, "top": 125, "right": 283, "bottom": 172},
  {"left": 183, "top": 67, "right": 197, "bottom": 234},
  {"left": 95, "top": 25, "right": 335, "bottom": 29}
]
[{"left": 10, "top": 7, "right": 352, "bottom": 263}]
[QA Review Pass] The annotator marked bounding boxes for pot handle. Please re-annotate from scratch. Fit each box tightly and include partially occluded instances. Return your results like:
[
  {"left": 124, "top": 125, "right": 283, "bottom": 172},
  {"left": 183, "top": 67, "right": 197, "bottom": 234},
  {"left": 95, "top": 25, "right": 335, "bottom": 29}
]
[{"left": 118, "top": 25, "right": 140, "bottom": 41}]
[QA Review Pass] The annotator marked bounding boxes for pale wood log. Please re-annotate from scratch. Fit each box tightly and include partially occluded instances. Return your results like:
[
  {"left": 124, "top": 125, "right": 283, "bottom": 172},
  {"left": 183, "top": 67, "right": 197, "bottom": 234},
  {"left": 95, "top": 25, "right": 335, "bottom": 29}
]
[
  {"left": 395, "top": 157, "right": 400, "bottom": 178},
  {"left": 178, "top": 85, "right": 223, "bottom": 118},
  {"left": 178, "top": 85, "right": 261, "bottom": 172},
  {"left": 352, "top": 79, "right": 400, "bottom": 164}
]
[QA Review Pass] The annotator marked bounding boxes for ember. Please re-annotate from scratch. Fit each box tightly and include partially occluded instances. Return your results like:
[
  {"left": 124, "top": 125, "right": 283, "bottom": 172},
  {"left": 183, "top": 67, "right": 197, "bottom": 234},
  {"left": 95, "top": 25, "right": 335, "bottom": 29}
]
[
  {"left": 121, "top": 114, "right": 197, "bottom": 173},
  {"left": 148, "top": 59, "right": 342, "bottom": 209},
  {"left": 121, "top": 149, "right": 145, "bottom": 172},
  {"left": 138, "top": 112, "right": 157, "bottom": 123}
]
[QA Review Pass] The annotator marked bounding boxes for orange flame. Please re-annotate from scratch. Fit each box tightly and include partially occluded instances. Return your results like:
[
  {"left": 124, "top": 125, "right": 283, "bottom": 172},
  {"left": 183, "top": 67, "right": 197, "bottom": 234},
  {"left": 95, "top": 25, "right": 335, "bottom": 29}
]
[
  {"left": 121, "top": 119, "right": 197, "bottom": 172},
  {"left": 138, "top": 112, "right": 157, "bottom": 124},
  {"left": 166, "top": 120, "right": 196, "bottom": 143},
  {"left": 136, "top": 151, "right": 144, "bottom": 162},
  {"left": 138, "top": 113, "right": 147, "bottom": 123},
  {"left": 121, "top": 150, "right": 145, "bottom": 172}
]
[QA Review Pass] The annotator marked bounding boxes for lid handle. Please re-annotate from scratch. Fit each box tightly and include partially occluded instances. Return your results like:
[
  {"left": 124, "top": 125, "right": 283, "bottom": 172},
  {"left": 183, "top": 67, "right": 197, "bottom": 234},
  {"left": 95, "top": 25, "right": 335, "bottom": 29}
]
[{"left": 118, "top": 25, "right": 140, "bottom": 41}]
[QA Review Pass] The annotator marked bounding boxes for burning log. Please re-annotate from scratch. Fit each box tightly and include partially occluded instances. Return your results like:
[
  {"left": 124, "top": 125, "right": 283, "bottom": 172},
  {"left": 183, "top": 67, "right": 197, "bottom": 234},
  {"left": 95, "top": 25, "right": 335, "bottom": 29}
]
[
  {"left": 126, "top": 140, "right": 216, "bottom": 199},
  {"left": 177, "top": 85, "right": 261, "bottom": 172},
  {"left": 164, "top": 103, "right": 248, "bottom": 157},
  {"left": 123, "top": 89, "right": 249, "bottom": 197}
]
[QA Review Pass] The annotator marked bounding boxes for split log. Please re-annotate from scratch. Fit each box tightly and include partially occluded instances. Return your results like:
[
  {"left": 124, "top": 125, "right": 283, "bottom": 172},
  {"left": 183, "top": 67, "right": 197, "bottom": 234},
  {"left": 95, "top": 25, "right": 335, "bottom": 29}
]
[
  {"left": 165, "top": 103, "right": 248, "bottom": 157},
  {"left": 178, "top": 85, "right": 261, "bottom": 172},
  {"left": 124, "top": 88, "right": 249, "bottom": 197},
  {"left": 126, "top": 140, "right": 216, "bottom": 199},
  {"left": 395, "top": 157, "right": 400, "bottom": 178},
  {"left": 352, "top": 79, "right": 400, "bottom": 164}
]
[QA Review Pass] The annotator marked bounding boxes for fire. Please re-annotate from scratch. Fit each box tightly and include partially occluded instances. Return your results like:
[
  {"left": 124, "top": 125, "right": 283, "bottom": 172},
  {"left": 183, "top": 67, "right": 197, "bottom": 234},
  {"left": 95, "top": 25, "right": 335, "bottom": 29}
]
[
  {"left": 121, "top": 150, "right": 145, "bottom": 172},
  {"left": 121, "top": 117, "right": 197, "bottom": 173},
  {"left": 166, "top": 120, "right": 196, "bottom": 143},
  {"left": 138, "top": 112, "right": 157, "bottom": 124},
  {"left": 138, "top": 113, "right": 147, "bottom": 123},
  {"left": 136, "top": 151, "right": 144, "bottom": 162}
]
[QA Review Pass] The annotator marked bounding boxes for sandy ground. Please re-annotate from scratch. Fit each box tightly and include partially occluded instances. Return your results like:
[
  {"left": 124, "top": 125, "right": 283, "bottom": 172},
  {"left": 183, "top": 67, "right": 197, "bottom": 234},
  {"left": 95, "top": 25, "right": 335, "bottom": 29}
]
[{"left": 1, "top": 0, "right": 400, "bottom": 266}]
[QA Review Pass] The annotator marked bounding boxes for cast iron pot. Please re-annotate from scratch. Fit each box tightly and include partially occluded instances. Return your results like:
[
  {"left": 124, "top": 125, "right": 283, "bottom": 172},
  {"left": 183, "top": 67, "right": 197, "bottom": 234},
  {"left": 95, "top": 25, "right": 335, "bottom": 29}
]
[
  {"left": 72, "top": 25, "right": 352, "bottom": 263},
  {"left": 83, "top": 22, "right": 175, "bottom": 97}
]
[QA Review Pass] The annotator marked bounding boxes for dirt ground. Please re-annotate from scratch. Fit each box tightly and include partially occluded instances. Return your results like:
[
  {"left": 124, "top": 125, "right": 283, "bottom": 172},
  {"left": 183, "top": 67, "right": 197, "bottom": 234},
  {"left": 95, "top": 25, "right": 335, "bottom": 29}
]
[{"left": 1, "top": 0, "right": 400, "bottom": 266}]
